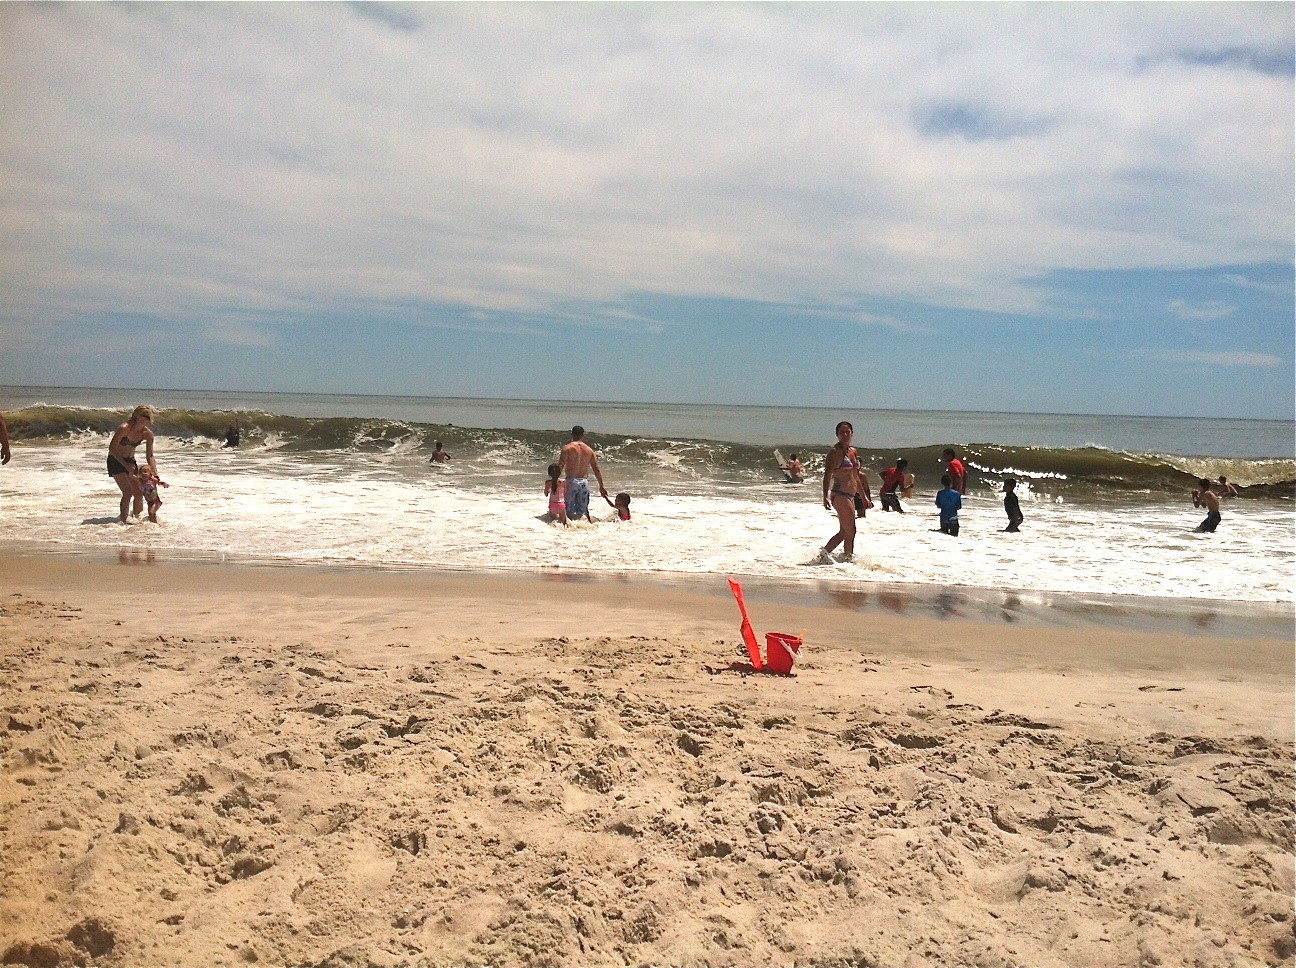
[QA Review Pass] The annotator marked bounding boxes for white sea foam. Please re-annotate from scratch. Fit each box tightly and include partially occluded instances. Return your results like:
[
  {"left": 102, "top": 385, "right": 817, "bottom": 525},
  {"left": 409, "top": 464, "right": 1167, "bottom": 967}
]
[{"left": 2, "top": 445, "right": 1292, "bottom": 604}]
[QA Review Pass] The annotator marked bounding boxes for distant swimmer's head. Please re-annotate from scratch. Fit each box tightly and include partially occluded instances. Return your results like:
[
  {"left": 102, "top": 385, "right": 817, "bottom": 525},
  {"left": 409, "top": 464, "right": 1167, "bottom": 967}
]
[
  {"left": 615, "top": 492, "right": 631, "bottom": 508},
  {"left": 942, "top": 448, "right": 956, "bottom": 459},
  {"left": 789, "top": 453, "right": 798, "bottom": 461},
  {"left": 548, "top": 463, "right": 561, "bottom": 479},
  {"left": 571, "top": 425, "right": 585, "bottom": 440},
  {"left": 1199, "top": 478, "right": 1212, "bottom": 490},
  {"left": 434, "top": 441, "right": 443, "bottom": 450},
  {"left": 941, "top": 474, "right": 952, "bottom": 487},
  {"left": 1003, "top": 477, "right": 1017, "bottom": 492},
  {"left": 896, "top": 458, "right": 908, "bottom": 470},
  {"left": 129, "top": 405, "right": 155, "bottom": 426}
]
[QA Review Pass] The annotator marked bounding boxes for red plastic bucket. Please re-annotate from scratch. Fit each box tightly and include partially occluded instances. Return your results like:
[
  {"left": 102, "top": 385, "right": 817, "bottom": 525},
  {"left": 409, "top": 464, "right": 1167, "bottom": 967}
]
[{"left": 764, "top": 632, "right": 802, "bottom": 675}]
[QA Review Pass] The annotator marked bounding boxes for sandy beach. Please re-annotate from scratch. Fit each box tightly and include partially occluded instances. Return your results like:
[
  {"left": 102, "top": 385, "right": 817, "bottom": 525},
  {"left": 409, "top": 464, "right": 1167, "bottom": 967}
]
[{"left": 1, "top": 553, "right": 1292, "bottom": 968}]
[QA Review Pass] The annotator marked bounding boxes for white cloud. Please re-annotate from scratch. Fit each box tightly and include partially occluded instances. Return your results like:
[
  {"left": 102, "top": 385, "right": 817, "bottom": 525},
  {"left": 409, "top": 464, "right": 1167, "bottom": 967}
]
[
  {"left": 1167, "top": 299, "right": 1238, "bottom": 321},
  {"left": 1221, "top": 272, "right": 1290, "bottom": 294},
  {"left": 0, "top": 2, "right": 1291, "bottom": 337},
  {"left": 1137, "top": 349, "right": 1284, "bottom": 368}
]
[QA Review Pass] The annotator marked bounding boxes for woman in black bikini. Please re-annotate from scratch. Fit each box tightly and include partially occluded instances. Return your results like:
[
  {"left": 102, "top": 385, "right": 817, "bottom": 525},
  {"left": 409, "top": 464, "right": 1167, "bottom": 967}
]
[
  {"left": 821, "top": 420, "right": 862, "bottom": 561},
  {"left": 107, "top": 406, "right": 156, "bottom": 523}
]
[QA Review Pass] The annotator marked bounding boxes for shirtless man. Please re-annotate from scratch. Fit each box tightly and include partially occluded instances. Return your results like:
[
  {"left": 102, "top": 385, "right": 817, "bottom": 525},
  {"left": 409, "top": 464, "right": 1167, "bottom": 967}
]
[
  {"left": 558, "top": 426, "right": 608, "bottom": 523},
  {"left": 1192, "top": 478, "right": 1222, "bottom": 533}
]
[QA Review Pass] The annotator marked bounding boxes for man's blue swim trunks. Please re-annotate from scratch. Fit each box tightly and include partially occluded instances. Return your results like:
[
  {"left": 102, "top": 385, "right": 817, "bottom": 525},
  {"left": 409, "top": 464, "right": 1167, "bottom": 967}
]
[{"left": 565, "top": 477, "right": 590, "bottom": 519}]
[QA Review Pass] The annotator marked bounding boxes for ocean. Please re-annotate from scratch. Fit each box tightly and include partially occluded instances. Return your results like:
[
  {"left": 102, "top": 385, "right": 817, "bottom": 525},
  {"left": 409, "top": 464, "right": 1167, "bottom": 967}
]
[{"left": 2, "top": 386, "right": 1293, "bottom": 607}]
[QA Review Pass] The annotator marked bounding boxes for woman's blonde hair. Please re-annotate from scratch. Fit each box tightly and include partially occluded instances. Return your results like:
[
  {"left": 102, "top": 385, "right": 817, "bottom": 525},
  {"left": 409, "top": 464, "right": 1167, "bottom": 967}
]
[{"left": 129, "top": 405, "right": 155, "bottom": 424}]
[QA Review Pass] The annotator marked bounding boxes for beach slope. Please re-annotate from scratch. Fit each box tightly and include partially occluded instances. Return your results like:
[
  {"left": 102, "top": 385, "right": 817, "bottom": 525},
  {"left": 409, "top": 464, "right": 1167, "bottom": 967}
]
[{"left": 1, "top": 557, "right": 1292, "bottom": 967}]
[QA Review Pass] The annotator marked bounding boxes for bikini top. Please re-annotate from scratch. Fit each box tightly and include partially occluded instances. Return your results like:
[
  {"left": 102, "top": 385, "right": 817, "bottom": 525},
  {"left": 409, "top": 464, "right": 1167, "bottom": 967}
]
[
  {"left": 116, "top": 433, "right": 146, "bottom": 449},
  {"left": 837, "top": 450, "right": 859, "bottom": 471}
]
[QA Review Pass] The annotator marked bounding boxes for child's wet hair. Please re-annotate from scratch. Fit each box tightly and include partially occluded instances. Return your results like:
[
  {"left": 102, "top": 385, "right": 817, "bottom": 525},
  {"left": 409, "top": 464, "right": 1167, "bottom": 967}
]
[
  {"left": 615, "top": 492, "right": 631, "bottom": 506},
  {"left": 548, "top": 463, "right": 561, "bottom": 477}
]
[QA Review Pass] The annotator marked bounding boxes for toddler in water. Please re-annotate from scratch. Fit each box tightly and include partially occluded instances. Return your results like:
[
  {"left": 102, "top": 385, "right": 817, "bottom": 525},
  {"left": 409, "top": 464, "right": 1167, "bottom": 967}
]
[
  {"left": 606, "top": 492, "right": 632, "bottom": 521},
  {"left": 544, "top": 464, "right": 568, "bottom": 526},
  {"left": 134, "top": 465, "right": 169, "bottom": 522}
]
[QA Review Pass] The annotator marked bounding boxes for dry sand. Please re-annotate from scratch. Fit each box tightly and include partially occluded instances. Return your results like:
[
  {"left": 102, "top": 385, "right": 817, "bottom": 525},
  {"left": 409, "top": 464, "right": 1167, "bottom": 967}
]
[{"left": 1, "top": 554, "right": 1292, "bottom": 968}]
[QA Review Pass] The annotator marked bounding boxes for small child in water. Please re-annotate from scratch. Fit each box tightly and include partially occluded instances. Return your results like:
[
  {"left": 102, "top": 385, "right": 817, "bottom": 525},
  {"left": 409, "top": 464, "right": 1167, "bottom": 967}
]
[
  {"left": 544, "top": 463, "right": 568, "bottom": 526},
  {"left": 135, "top": 465, "right": 169, "bottom": 523},
  {"left": 1002, "top": 477, "right": 1024, "bottom": 532},
  {"left": 606, "top": 492, "right": 632, "bottom": 521}
]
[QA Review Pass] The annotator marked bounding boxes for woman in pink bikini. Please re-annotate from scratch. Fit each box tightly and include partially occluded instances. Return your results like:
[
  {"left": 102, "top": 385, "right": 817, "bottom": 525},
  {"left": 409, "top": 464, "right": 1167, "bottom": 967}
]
[{"left": 820, "top": 420, "right": 862, "bottom": 562}]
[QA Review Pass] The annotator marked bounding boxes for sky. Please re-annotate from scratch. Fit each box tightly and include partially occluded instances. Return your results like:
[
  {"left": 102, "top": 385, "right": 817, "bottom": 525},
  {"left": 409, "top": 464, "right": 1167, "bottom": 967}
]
[{"left": 0, "top": 2, "right": 1292, "bottom": 419}]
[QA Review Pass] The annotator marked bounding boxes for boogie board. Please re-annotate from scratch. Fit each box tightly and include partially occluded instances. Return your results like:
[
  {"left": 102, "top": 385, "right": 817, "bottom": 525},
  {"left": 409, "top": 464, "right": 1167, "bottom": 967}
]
[{"left": 774, "top": 449, "right": 804, "bottom": 484}]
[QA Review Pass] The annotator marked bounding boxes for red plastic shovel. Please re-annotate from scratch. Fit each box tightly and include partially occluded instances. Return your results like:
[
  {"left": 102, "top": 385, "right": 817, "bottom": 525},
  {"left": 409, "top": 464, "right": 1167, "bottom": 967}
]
[{"left": 727, "top": 577, "right": 764, "bottom": 671}]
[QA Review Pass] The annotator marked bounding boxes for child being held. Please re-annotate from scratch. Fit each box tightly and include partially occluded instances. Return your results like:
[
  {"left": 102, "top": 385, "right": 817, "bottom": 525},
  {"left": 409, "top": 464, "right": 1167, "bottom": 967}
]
[
  {"left": 135, "top": 464, "right": 169, "bottom": 523},
  {"left": 606, "top": 492, "right": 632, "bottom": 521},
  {"left": 544, "top": 464, "right": 568, "bottom": 526}
]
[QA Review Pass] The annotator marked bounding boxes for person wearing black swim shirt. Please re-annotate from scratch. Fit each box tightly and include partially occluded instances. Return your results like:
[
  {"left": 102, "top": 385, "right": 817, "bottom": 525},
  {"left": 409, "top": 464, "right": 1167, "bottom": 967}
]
[
  {"left": 0, "top": 410, "right": 10, "bottom": 465},
  {"left": 107, "top": 406, "right": 156, "bottom": 523},
  {"left": 1002, "top": 477, "right": 1024, "bottom": 532},
  {"left": 223, "top": 416, "right": 240, "bottom": 448}
]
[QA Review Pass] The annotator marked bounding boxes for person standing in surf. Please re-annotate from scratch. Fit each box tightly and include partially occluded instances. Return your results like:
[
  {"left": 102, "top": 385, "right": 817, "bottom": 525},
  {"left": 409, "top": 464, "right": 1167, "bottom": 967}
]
[
  {"left": 107, "top": 405, "right": 157, "bottom": 523},
  {"left": 223, "top": 416, "right": 240, "bottom": 448},
  {"left": 544, "top": 463, "right": 568, "bottom": 526},
  {"left": 1192, "top": 478, "right": 1222, "bottom": 533},
  {"left": 933, "top": 474, "right": 962, "bottom": 536},
  {"left": 558, "top": 426, "right": 609, "bottom": 524},
  {"left": 879, "top": 457, "right": 908, "bottom": 512},
  {"left": 0, "top": 410, "right": 10, "bottom": 465},
  {"left": 820, "top": 420, "right": 862, "bottom": 562},
  {"left": 1002, "top": 477, "right": 1024, "bottom": 532},
  {"left": 942, "top": 448, "right": 967, "bottom": 494},
  {"left": 779, "top": 453, "right": 805, "bottom": 483}
]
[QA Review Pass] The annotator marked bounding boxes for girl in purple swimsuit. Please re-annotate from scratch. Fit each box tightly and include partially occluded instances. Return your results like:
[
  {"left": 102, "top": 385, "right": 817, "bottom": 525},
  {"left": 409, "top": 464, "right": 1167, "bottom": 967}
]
[{"left": 821, "top": 421, "right": 863, "bottom": 562}]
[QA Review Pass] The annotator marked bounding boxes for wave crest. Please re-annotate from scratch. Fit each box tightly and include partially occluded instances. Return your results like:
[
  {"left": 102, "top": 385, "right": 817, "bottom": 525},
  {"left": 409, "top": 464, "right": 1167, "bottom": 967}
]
[{"left": 7, "top": 405, "right": 1292, "bottom": 496}]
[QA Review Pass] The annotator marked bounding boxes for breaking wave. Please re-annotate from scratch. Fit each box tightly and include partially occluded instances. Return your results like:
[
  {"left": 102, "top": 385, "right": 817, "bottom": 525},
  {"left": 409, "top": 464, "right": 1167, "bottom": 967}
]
[{"left": 7, "top": 404, "right": 1293, "bottom": 498}]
